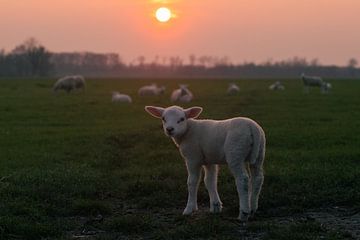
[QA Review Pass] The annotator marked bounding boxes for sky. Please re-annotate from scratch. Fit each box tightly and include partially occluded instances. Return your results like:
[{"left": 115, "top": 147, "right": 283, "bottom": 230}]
[{"left": 1, "top": 0, "right": 359, "bottom": 66}]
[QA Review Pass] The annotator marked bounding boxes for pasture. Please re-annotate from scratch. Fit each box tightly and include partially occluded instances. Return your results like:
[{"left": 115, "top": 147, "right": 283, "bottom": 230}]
[{"left": 0, "top": 78, "right": 359, "bottom": 239}]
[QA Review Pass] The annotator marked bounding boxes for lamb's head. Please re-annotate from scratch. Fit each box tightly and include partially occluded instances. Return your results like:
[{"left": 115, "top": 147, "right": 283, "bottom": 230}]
[{"left": 145, "top": 105, "right": 202, "bottom": 137}]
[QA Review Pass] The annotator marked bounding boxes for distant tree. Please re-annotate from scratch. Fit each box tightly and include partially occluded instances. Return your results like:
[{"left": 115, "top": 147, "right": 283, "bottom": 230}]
[
  {"left": 189, "top": 54, "right": 196, "bottom": 66},
  {"left": 169, "top": 56, "right": 183, "bottom": 69},
  {"left": 106, "top": 53, "right": 124, "bottom": 69},
  {"left": 347, "top": 58, "right": 358, "bottom": 68},
  {"left": 198, "top": 55, "right": 212, "bottom": 67},
  {"left": 214, "top": 56, "right": 231, "bottom": 67},
  {"left": 137, "top": 55, "right": 146, "bottom": 67},
  {"left": 347, "top": 58, "right": 358, "bottom": 77},
  {"left": 310, "top": 58, "right": 320, "bottom": 67},
  {"left": 11, "top": 38, "right": 53, "bottom": 76},
  {"left": 151, "top": 55, "right": 160, "bottom": 66}
]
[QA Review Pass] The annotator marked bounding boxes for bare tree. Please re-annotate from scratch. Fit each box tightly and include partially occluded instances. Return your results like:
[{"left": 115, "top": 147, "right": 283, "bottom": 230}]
[
  {"left": 137, "top": 55, "right": 146, "bottom": 67},
  {"left": 348, "top": 58, "right": 358, "bottom": 68},
  {"left": 189, "top": 54, "right": 196, "bottom": 66},
  {"left": 11, "top": 37, "right": 53, "bottom": 76}
]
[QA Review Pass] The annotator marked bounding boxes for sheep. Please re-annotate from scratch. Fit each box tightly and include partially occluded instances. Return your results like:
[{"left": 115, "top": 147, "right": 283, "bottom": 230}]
[
  {"left": 145, "top": 105, "right": 266, "bottom": 222},
  {"left": 53, "top": 75, "right": 86, "bottom": 93},
  {"left": 301, "top": 73, "right": 330, "bottom": 93},
  {"left": 227, "top": 83, "right": 240, "bottom": 94},
  {"left": 322, "top": 82, "right": 332, "bottom": 93},
  {"left": 111, "top": 91, "right": 132, "bottom": 103},
  {"left": 269, "top": 81, "right": 285, "bottom": 91},
  {"left": 138, "top": 84, "right": 166, "bottom": 96},
  {"left": 171, "top": 85, "right": 193, "bottom": 103}
]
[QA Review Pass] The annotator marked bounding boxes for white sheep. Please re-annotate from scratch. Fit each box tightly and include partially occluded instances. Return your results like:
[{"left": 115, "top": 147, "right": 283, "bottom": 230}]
[
  {"left": 53, "top": 75, "right": 86, "bottom": 93},
  {"left": 138, "top": 84, "right": 165, "bottom": 96},
  {"left": 111, "top": 91, "right": 132, "bottom": 103},
  {"left": 171, "top": 85, "right": 193, "bottom": 103},
  {"left": 269, "top": 81, "right": 285, "bottom": 91},
  {"left": 145, "top": 105, "right": 266, "bottom": 222},
  {"left": 301, "top": 73, "right": 330, "bottom": 93},
  {"left": 227, "top": 83, "right": 240, "bottom": 94}
]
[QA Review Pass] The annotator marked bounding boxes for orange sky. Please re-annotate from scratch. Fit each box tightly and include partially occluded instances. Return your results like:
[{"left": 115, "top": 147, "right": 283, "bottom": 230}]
[{"left": 1, "top": 0, "right": 359, "bottom": 65}]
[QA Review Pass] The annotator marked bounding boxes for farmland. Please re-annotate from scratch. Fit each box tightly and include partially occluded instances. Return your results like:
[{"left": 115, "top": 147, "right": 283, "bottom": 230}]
[{"left": 0, "top": 78, "right": 359, "bottom": 239}]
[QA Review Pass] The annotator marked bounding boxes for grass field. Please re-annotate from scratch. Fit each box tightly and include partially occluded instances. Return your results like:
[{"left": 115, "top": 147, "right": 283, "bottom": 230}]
[{"left": 0, "top": 78, "right": 359, "bottom": 240}]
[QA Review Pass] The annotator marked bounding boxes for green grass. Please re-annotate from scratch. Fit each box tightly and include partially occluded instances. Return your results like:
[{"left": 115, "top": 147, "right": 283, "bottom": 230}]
[{"left": 0, "top": 78, "right": 359, "bottom": 239}]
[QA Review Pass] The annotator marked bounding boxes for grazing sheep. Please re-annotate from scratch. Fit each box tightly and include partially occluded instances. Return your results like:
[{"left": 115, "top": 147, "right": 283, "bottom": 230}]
[
  {"left": 53, "top": 75, "right": 86, "bottom": 93},
  {"left": 111, "top": 91, "right": 132, "bottom": 103},
  {"left": 301, "top": 73, "right": 330, "bottom": 93},
  {"left": 269, "top": 81, "right": 285, "bottom": 91},
  {"left": 145, "top": 105, "right": 266, "bottom": 222},
  {"left": 171, "top": 85, "right": 193, "bottom": 103},
  {"left": 227, "top": 83, "right": 240, "bottom": 94},
  {"left": 138, "top": 84, "right": 166, "bottom": 96}
]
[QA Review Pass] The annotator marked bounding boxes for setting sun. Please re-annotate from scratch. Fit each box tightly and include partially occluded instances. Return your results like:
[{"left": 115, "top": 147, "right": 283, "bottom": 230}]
[{"left": 155, "top": 7, "right": 172, "bottom": 23}]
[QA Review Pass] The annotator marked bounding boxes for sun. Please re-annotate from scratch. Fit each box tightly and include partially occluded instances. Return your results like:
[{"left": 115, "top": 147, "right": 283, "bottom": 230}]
[{"left": 155, "top": 7, "right": 172, "bottom": 23}]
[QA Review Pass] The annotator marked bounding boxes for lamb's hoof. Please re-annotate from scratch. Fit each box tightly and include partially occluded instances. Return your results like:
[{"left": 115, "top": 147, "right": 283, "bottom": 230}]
[
  {"left": 210, "top": 202, "right": 223, "bottom": 213},
  {"left": 182, "top": 206, "right": 197, "bottom": 215},
  {"left": 238, "top": 211, "right": 249, "bottom": 223}
]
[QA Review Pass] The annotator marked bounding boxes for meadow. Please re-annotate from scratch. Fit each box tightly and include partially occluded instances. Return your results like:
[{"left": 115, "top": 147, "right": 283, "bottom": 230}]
[{"left": 0, "top": 78, "right": 359, "bottom": 240}]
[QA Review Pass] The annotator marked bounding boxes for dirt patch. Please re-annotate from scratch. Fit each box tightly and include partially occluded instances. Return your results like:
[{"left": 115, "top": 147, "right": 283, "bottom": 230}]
[
  {"left": 306, "top": 207, "right": 360, "bottom": 239},
  {"left": 266, "top": 206, "right": 359, "bottom": 239},
  {"left": 67, "top": 206, "right": 359, "bottom": 239}
]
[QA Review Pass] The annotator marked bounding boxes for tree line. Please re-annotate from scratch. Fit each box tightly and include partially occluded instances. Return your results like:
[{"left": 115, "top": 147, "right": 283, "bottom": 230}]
[{"left": 0, "top": 38, "right": 359, "bottom": 79}]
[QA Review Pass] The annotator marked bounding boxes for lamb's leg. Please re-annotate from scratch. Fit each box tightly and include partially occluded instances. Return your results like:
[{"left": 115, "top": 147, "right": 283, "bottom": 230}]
[
  {"left": 303, "top": 86, "right": 310, "bottom": 93},
  {"left": 229, "top": 161, "right": 250, "bottom": 222},
  {"left": 250, "top": 165, "right": 264, "bottom": 218},
  {"left": 203, "top": 164, "right": 222, "bottom": 213},
  {"left": 183, "top": 163, "right": 202, "bottom": 215},
  {"left": 320, "top": 85, "right": 325, "bottom": 94}
]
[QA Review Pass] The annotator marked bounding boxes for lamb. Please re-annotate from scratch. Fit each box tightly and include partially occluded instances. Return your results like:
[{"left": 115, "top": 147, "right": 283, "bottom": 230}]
[
  {"left": 145, "top": 105, "right": 266, "bottom": 222},
  {"left": 111, "top": 91, "right": 132, "bottom": 103},
  {"left": 227, "top": 83, "right": 240, "bottom": 94},
  {"left": 301, "top": 73, "right": 330, "bottom": 93},
  {"left": 171, "top": 85, "right": 193, "bottom": 103},
  {"left": 138, "top": 84, "right": 166, "bottom": 96},
  {"left": 53, "top": 75, "right": 86, "bottom": 93},
  {"left": 269, "top": 81, "right": 285, "bottom": 91}
]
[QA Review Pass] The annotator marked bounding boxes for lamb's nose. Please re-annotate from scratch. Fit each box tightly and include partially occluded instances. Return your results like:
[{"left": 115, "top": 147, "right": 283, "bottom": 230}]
[{"left": 166, "top": 127, "right": 174, "bottom": 133}]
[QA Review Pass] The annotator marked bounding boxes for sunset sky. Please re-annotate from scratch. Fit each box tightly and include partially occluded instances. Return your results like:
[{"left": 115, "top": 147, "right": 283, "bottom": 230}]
[{"left": 1, "top": 0, "right": 359, "bottom": 65}]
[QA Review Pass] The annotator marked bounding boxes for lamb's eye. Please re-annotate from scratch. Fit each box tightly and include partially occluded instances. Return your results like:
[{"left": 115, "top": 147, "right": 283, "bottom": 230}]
[
  {"left": 162, "top": 117, "right": 166, "bottom": 122},
  {"left": 177, "top": 117, "right": 185, "bottom": 124}
]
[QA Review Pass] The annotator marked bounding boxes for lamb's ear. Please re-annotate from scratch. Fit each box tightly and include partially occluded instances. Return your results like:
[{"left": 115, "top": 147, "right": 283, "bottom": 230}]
[
  {"left": 184, "top": 107, "right": 203, "bottom": 119},
  {"left": 145, "top": 106, "right": 164, "bottom": 118}
]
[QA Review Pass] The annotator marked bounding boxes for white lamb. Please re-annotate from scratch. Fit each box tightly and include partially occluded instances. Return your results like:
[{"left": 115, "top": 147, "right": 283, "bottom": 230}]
[
  {"left": 145, "top": 105, "right": 266, "bottom": 222},
  {"left": 53, "top": 75, "right": 86, "bottom": 93},
  {"left": 138, "top": 84, "right": 165, "bottom": 96},
  {"left": 171, "top": 85, "right": 193, "bottom": 103},
  {"left": 111, "top": 92, "right": 132, "bottom": 103},
  {"left": 301, "top": 73, "right": 330, "bottom": 93},
  {"left": 227, "top": 83, "right": 240, "bottom": 94},
  {"left": 269, "top": 81, "right": 285, "bottom": 91}
]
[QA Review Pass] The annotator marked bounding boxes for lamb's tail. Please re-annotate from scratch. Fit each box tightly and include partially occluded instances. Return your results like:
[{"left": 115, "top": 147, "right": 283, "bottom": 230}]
[{"left": 249, "top": 122, "right": 266, "bottom": 165}]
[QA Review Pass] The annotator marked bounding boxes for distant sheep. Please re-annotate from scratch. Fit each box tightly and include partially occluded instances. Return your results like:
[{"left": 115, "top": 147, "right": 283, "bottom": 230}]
[
  {"left": 227, "top": 83, "right": 240, "bottom": 94},
  {"left": 145, "top": 105, "right": 266, "bottom": 222},
  {"left": 171, "top": 85, "right": 193, "bottom": 103},
  {"left": 112, "top": 92, "right": 132, "bottom": 103},
  {"left": 53, "top": 75, "right": 85, "bottom": 93},
  {"left": 138, "top": 84, "right": 165, "bottom": 96},
  {"left": 301, "top": 73, "right": 331, "bottom": 93},
  {"left": 269, "top": 81, "right": 285, "bottom": 91}
]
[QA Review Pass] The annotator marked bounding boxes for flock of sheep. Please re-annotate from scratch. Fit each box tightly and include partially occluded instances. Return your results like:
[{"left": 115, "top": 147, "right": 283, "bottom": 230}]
[
  {"left": 52, "top": 73, "right": 332, "bottom": 104},
  {"left": 51, "top": 73, "right": 333, "bottom": 222}
]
